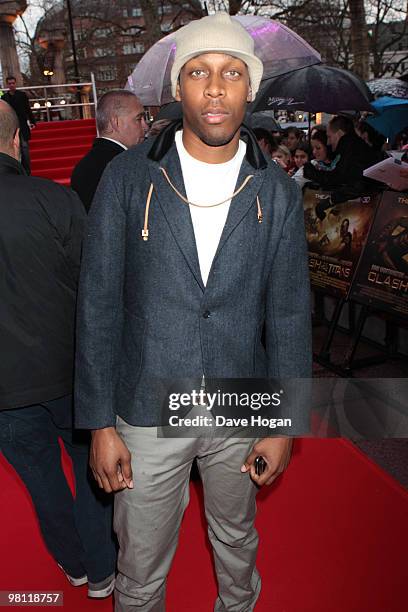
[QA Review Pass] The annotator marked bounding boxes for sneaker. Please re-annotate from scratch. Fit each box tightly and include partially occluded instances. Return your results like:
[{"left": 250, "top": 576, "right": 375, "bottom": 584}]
[
  {"left": 88, "top": 573, "right": 116, "bottom": 599},
  {"left": 57, "top": 564, "right": 88, "bottom": 587}
]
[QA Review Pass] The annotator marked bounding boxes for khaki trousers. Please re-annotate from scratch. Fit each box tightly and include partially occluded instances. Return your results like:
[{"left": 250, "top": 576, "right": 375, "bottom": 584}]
[{"left": 114, "top": 410, "right": 261, "bottom": 611}]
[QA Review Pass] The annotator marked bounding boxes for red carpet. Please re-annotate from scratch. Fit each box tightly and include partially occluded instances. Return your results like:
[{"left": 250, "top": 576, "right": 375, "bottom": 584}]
[
  {"left": 0, "top": 439, "right": 407, "bottom": 611},
  {"left": 30, "top": 119, "right": 96, "bottom": 185}
]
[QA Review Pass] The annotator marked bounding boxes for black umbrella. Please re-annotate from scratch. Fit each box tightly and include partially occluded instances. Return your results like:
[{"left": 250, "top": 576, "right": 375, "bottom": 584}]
[{"left": 251, "top": 64, "right": 374, "bottom": 113}]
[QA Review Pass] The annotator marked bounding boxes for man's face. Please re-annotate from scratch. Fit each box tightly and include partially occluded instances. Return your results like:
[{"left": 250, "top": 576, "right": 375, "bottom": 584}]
[
  {"left": 116, "top": 98, "right": 147, "bottom": 148},
  {"left": 7, "top": 79, "right": 16, "bottom": 93},
  {"left": 176, "top": 53, "right": 251, "bottom": 148},
  {"left": 327, "top": 125, "right": 341, "bottom": 151},
  {"left": 287, "top": 131, "right": 301, "bottom": 152}
]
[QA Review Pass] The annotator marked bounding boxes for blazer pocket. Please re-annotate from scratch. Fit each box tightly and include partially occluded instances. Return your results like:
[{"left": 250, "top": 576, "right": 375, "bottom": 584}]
[{"left": 118, "top": 310, "right": 146, "bottom": 391}]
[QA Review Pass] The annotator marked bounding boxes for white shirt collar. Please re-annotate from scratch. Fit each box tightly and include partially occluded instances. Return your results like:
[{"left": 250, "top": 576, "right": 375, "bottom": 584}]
[{"left": 99, "top": 136, "right": 127, "bottom": 150}]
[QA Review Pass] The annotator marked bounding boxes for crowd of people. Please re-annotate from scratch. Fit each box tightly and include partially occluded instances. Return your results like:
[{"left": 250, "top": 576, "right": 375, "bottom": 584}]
[
  {"left": 0, "top": 9, "right": 406, "bottom": 612},
  {"left": 253, "top": 117, "right": 387, "bottom": 213}
]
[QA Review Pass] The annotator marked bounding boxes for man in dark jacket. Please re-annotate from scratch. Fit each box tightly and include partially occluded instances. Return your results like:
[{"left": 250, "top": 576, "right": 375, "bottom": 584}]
[
  {"left": 75, "top": 13, "right": 312, "bottom": 612},
  {"left": 2, "top": 76, "right": 36, "bottom": 174},
  {"left": 0, "top": 100, "right": 116, "bottom": 598},
  {"left": 303, "top": 115, "right": 383, "bottom": 218},
  {"left": 71, "top": 89, "right": 147, "bottom": 212}
]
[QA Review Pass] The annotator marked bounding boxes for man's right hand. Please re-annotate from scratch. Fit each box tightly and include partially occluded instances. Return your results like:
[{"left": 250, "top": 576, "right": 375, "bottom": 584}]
[{"left": 90, "top": 427, "right": 133, "bottom": 493}]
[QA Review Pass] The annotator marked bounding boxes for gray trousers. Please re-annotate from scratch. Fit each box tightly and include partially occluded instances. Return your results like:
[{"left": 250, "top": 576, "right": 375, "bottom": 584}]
[{"left": 114, "top": 412, "right": 261, "bottom": 611}]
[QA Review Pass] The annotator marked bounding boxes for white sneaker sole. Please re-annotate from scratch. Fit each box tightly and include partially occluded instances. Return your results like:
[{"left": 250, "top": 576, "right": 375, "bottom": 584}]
[
  {"left": 88, "top": 579, "right": 115, "bottom": 599},
  {"left": 57, "top": 564, "right": 88, "bottom": 587}
]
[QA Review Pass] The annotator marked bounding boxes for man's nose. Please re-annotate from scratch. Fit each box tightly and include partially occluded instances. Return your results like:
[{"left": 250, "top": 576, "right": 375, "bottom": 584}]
[{"left": 205, "top": 74, "right": 225, "bottom": 97}]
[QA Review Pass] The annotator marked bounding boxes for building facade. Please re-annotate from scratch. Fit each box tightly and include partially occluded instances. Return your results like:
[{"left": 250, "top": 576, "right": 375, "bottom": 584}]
[{"left": 34, "top": 0, "right": 201, "bottom": 94}]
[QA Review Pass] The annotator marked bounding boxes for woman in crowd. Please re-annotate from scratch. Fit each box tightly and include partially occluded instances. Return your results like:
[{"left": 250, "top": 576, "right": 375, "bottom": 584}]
[
  {"left": 271, "top": 143, "right": 292, "bottom": 173},
  {"left": 292, "top": 132, "right": 332, "bottom": 189},
  {"left": 310, "top": 130, "right": 332, "bottom": 168},
  {"left": 291, "top": 143, "right": 312, "bottom": 187},
  {"left": 293, "top": 143, "right": 312, "bottom": 171}
]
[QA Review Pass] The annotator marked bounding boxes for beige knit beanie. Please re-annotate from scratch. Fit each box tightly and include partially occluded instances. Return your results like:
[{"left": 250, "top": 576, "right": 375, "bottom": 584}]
[{"left": 171, "top": 12, "right": 264, "bottom": 101}]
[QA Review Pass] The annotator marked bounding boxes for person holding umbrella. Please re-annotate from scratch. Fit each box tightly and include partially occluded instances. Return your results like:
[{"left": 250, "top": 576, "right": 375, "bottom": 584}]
[{"left": 76, "top": 12, "right": 311, "bottom": 611}]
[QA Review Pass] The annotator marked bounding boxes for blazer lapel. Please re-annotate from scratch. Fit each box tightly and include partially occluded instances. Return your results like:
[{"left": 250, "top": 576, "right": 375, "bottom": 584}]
[
  {"left": 148, "top": 145, "right": 205, "bottom": 292},
  {"left": 213, "top": 159, "right": 265, "bottom": 262}
]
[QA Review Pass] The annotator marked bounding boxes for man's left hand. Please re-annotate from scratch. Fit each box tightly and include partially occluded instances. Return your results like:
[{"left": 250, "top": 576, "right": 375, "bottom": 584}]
[{"left": 241, "top": 437, "right": 293, "bottom": 486}]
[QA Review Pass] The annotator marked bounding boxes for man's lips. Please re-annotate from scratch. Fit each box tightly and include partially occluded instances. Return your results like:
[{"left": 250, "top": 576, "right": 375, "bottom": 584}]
[{"left": 201, "top": 109, "right": 230, "bottom": 124}]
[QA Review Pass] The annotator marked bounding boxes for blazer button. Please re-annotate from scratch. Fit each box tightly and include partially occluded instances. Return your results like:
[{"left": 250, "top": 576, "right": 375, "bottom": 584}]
[{"left": 203, "top": 310, "right": 211, "bottom": 319}]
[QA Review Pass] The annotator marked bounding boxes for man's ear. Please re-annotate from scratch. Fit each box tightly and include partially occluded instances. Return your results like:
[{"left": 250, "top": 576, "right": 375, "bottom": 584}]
[
  {"left": 109, "top": 114, "right": 120, "bottom": 133},
  {"left": 175, "top": 77, "right": 181, "bottom": 102},
  {"left": 13, "top": 127, "right": 20, "bottom": 158},
  {"left": 246, "top": 86, "right": 252, "bottom": 103}
]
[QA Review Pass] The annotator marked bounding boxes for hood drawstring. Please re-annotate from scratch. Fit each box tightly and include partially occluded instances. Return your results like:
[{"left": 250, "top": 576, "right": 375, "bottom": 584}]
[
  {"left": 141, "top": 169, "right": 263, "bottom": 241},
  {"left": 256, "top": 196, "right": 263, "bottom": 224},
  {"left": 142, "top": 183, "right": 154, "bottom": 241}
]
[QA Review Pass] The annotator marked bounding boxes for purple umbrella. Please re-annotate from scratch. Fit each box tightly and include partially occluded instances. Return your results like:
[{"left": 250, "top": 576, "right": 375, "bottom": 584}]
[{"left": 126, "top": 15, "right": 321, "bottom": 106}]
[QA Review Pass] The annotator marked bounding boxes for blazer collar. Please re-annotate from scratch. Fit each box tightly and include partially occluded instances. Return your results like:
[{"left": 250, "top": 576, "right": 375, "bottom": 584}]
[
  {"left": 94, "top": 137, "right": 127, "bottom": 151},
  {"left": 148, "top": 129, "right": 266, "bottom": 293},
  {"left": 149, "top": 144, "right": 204, "bottom": 291}
]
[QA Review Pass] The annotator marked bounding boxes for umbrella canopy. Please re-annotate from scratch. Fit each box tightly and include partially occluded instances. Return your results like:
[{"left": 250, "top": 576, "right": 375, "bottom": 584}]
[
  {"left": 127, "top": 15, "right": 321, "bottom": 106},
  {"left": 366, "top": 96, "right": 408, "bottom": 142},
  {"left": 367, "top": 78, "right": 408, "bottom": 99},
  {"left": 251, "top": 64, "right": 374, "bottom": 113}
]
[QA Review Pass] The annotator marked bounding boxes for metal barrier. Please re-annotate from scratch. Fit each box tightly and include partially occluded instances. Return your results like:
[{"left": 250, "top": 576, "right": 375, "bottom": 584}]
[{"left": 1, "top": 74, "right": 98, "bottom": 122}]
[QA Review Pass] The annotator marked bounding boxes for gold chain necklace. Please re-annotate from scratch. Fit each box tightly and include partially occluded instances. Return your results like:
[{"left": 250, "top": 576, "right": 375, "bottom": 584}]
[
  {"left": 141, "top": 169, "right": 263, "bottom": 242},
  {"left": 160, "top": 166, "right": 254, "bottom": 208}
]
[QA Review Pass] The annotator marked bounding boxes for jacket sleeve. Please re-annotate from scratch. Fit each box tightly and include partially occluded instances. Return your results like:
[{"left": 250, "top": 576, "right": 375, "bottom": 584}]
[
  {"left": 61, "top": 189, "right": 87, "bottom": 282},
  {"left": 74, "top": 166, "right": 126, "bottom": 429},
  {"left": 265, "top": 181, "right": 312, "bottom": 434}
]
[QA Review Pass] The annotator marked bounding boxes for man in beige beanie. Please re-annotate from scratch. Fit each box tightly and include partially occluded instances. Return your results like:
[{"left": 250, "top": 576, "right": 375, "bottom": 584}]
[{"left": 76, "top": 11, "right": 311, "bottom": 611}]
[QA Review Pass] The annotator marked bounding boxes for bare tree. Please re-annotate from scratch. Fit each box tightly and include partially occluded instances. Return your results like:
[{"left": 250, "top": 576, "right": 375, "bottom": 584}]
[
  {"left": 367, "top": 0, "right": 408, "bottom": 77},
  {"left": 349, "top": 0, "right": 370, "bottom": 78}
]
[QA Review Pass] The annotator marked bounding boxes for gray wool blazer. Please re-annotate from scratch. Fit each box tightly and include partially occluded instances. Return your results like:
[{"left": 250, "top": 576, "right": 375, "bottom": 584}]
[{"left": 74, "top": 124, "right": 312, "bottom": 430}]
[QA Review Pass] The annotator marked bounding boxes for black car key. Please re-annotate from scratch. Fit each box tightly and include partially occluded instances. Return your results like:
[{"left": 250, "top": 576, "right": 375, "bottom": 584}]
[{"left": 254, "top": 456, "right": 267, "bottom": 476}]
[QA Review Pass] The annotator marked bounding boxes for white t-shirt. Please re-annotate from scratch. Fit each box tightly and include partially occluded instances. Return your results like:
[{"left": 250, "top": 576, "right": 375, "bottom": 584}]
[{"left": 175, "top": 130, "right": 246, "bottom": 286}]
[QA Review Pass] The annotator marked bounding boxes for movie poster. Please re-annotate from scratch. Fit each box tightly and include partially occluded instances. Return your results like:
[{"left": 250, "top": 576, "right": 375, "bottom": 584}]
[
  {"left": 350, "top": 191, "right": 408, "bottom": 317},
  {"left": 303, "top": 189, "right": 379, "bottom": 298}
]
